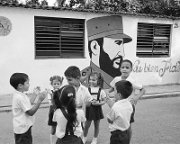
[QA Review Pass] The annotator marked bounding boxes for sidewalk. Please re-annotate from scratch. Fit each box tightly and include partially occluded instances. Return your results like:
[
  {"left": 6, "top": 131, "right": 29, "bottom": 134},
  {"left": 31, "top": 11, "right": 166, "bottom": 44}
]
[
  {"left": 1, "top": 84, "right": 180, "bottom": 112},
  {"left": 143, "top": 84, "right": 180, "bottom": 99}
]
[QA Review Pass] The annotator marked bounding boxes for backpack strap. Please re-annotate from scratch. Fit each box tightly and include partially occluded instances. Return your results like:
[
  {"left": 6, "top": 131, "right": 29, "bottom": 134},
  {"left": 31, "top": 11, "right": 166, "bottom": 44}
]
[
  {"left": 97, "top": 88, "right": 101, "bottom": 102},
  {"left": 130, "top": 104, "right": 135, "bottom": 123},
  {"left": 88, "top": 87, "right": 101, "bottom": 102},
  {"left": 60, "top": 108, "right": 74, "bottom": 135}
]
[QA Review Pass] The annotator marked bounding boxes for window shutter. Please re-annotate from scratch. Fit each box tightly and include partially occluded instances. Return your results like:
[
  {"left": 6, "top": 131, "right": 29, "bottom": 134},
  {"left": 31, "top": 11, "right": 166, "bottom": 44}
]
[
  {"left": 137, "top": 23, "right": 171, "bottom": 57},
  {"left": 35, "top": 16, "right": 85, "bottom": 58}
]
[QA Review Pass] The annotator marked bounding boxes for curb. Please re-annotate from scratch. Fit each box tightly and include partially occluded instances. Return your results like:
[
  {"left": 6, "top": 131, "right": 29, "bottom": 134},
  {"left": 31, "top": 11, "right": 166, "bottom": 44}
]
[{"left": 142, "top": 92, "right": 180, "bottom": 100}]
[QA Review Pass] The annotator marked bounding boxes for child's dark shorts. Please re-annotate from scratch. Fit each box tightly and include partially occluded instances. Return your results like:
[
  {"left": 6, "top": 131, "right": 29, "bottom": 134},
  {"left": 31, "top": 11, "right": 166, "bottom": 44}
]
[
  {"left": 56, "top": 135, "right": 83, "bottom": 144},
  {"left": 14, "top": 126, "right": 32, "bottom": 144},
  {"left": 48, "top": 105, "right": 57, "bottom": 126},
  {"left": 110, "top": 128, "right": 131, "bottom": 144}
]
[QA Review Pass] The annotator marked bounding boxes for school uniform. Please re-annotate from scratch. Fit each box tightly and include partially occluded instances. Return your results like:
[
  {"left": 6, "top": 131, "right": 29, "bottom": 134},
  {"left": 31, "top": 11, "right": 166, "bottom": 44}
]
[
  {"left": 107, "top": 99, "right": 134, "bottom": 144},
  {"left": 12, "top": 91, "right": 35, "bottom": 144},
  {"left": 53, "top": 108, "right": 86, "bottom": 144},
  {"left": 75, "top": 84, "right": 92, "bottom": 112},
  {"left": 86, "top": 87, "right": 106, "bottom": 121}
]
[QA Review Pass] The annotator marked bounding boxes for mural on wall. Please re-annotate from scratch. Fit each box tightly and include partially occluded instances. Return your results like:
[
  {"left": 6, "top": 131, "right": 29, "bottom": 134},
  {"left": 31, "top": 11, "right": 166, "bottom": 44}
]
[
  {"left": 81, "top": 15, "right": 132, "bottom": 88},
  {"left": 0, "top": 16, "right": 12, "bottom": 36},
  {"left": 133, "top": 59, "right": 180, "bottom": 77}
]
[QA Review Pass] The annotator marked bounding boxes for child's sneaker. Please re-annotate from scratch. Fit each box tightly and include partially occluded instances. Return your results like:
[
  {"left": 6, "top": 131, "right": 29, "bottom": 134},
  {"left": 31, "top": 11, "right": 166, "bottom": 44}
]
[
  {"left": 82, "top": 136, "right": 87, "bottom": 144},
  {"left": 91, "top": 138, "right": 97, "bottom": 144}
]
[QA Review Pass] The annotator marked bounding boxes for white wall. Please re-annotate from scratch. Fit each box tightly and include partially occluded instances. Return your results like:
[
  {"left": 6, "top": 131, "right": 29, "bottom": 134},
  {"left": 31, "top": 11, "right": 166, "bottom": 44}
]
[
  {"left": 0, "top": 6, "right": 180, "bottom": 95},
  {"left": 123, "top": 16, "right": 180, "bottom": 86}
]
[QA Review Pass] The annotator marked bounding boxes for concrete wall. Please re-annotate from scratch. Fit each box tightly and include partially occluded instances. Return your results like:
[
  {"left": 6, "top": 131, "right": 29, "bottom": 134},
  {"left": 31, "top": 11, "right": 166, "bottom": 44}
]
[{"left": 0, "top": 6, "right": 180, "bottom": 95}]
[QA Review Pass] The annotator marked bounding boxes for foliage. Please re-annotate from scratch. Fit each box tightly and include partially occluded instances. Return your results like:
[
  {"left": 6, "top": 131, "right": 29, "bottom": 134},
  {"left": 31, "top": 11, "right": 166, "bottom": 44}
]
[{"left": 1, "top": 0, "right": 180, "bottom": 17}]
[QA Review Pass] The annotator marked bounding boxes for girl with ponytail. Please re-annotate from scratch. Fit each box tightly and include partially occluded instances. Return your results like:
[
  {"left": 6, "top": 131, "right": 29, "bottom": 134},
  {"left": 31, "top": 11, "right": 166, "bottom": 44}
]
[{"left": 53, "top": 85, "right": 86, "bottom": 144}]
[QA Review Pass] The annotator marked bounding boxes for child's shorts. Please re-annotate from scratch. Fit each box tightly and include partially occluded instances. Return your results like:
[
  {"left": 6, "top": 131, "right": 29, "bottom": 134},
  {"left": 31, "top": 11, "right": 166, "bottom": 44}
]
[
  {"left": 110, "top": 128, "right": 131, "bottom": 144},
  {"left": 56, "top": 135, "right": 83, "bottom": 144},
  {"left": 48, "top": 105, "right": 57, "bottom": 126},
  {"left": 14, "top": 126, "right": 32, "bottom": 144}
]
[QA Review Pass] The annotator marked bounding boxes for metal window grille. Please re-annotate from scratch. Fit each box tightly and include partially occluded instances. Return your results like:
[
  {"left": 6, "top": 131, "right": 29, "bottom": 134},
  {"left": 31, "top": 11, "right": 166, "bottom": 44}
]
[
  {"left": 137, "top": 23, "right": 171, "bottom": 57},
  {"left": 35, "top": 16, "right": 85, "bottom": 58}
]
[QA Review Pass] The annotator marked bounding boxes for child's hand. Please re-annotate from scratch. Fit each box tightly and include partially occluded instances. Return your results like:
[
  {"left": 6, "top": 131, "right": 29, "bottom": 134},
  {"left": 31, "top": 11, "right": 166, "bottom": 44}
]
[
  {"left": 33, "top": 86, "right": 41, "bottom": 95},
  {"left": 91, "top": 99, "right": 99, "bottom": 105},
  {"left": 38, "top": 91, "right": 47, "bottom": 102},
  {"left": 45, "top": 88, "right": 52, "bottom": 95}
]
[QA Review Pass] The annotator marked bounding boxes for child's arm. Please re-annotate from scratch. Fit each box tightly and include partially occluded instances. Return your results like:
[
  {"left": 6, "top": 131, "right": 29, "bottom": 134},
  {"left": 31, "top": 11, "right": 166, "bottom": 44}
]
[
  {"left": 105, "top": 93, "right": 115, "bottom": 108},
  {"left": 129, "top": 87, "right": 146, "bottom": 105},
  {"left": 26, "top": 91, "right": 47, "bottom": 116},
  {"left": 27, "top": 86, "right": 41, "bottom": 104},
  {"left": 108, "top": 87, "right": 114, "bottom": 93}
]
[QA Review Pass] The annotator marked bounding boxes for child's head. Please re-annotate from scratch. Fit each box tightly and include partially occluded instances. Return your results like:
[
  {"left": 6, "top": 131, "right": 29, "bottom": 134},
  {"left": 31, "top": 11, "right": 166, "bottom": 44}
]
[
  {"left": 64, "top": 66, "right": 81, "bottom": 87},
  {"left": 88, "top": 71, "right": 104, "bottom": 88},
  {"left": 10, "top": 73, "right": 29, "bottom": 92},
  {"left": 50, "top": 75, "right": 63, "bottom": 90},
  {"left": 115, "top": 80, "right": 133, "bottom": 101},
  {"left": 120, "top": 59, "right": 133, "bottom": 79},
  {"left": 54, "top": 85, "right": 77, "bottom": 124}
]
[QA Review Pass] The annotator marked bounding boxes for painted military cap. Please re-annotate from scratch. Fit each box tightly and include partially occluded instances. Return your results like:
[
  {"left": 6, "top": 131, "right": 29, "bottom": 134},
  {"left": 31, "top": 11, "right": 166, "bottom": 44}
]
[{"left": 87, "top": 15, "right": 132, "bottom": 43}]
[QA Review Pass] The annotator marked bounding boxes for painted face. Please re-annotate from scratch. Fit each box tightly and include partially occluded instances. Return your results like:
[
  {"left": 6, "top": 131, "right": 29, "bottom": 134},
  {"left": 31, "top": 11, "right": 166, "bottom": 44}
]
[
  {"left": 51, "top": 79, "right": 62, "bottom": 90},
  {"left": 22, "top": 79, "right": 30, "bottom": 92},
  {"left": 88, "top": 75, "right": 98, "bottom": 87},
  {"left": 99, "top": 38, "right": 124, "bottom": 77},
  {"left": 120, "top": 61, "right": 132, "bottom": 79},
  {"left": 66, "top": 77, "right": 80, "bottom": 87}
]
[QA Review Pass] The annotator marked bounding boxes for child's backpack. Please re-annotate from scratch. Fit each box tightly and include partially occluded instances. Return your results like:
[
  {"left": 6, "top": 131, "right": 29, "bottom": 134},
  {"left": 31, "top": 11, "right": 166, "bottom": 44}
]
[{"left": 57, "top": 108, "right": 83, "bottom": 144}]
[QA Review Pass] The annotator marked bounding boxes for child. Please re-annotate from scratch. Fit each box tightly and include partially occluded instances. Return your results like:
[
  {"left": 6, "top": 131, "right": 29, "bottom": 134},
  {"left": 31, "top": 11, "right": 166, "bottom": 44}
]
[
  {"left": 107, "top": 59, "right": 146, "bottom": 142},
  {"left": 64, "top": 66, "right": 92, "bottom": 110},
  {"left": 53, "top": 85, "right": 86, "bottom": 144},
  {"left": 48, "top": 75, "right": 64, "bottom": 144},
  {"left": 106, "top": 80, "right": 134, "bottom": 144},
  {"left": 108, "top": 59, "right": 145, "bottom": 106},
  {"left": 83, "top": 72, "right": 106, "bottom": 144},
  {"left": 9, "top": 72, "right": 47, "bottom": 144}
]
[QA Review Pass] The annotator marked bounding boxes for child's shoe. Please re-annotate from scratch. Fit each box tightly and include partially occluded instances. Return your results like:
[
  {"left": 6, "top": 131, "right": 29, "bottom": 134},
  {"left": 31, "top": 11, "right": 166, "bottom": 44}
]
[
  {"left": 91, "top": 138, "right": 97, "bottom": 144},
  {"left": 82, "top": 136, "right": 87, "bottom": 144}
]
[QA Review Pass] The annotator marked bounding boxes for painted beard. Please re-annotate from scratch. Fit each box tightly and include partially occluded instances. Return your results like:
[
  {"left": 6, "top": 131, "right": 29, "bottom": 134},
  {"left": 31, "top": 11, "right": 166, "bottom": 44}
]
[{"left": 99, "top": 50, "right": 122, "bottom": 78}]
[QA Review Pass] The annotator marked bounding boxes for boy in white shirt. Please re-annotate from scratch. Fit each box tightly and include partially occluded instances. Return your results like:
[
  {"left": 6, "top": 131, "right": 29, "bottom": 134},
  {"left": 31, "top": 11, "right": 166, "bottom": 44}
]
[
  {"left": 10, "top": 73, "right": 47, "bottom": 144},
  {"left": 108, "top": 59, "right": 145, "bottom": 105},
  {"left": 106, "top": 80, "right": 134, "bottom": 144}
]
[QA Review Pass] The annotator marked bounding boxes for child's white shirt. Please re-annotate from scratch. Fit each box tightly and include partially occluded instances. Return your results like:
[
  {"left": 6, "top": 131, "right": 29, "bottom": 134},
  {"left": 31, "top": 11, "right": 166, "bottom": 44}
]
[
  {"left": 53, "top": 108, "right": 86, "bottom": 138},
  {"left": 106, "top": 99, "right": 133, "bottom": 132},
  {"left": 110, "top": 74, "right": 142, "bottom": 90},
  {"left": 12, "top": 90, "right": 34, "bottom": 134},
  {"left": 75, "top": 84, "right": 92, "bottom": 108},
  {"left": 90, "top": 87, "right": 106, "bottom": 101}
]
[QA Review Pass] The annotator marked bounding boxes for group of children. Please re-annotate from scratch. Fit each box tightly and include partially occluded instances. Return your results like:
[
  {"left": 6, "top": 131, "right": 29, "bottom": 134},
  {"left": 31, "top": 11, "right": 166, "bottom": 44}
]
[{"left": 10, "top": 59, "right": 145, "bottom": 144}]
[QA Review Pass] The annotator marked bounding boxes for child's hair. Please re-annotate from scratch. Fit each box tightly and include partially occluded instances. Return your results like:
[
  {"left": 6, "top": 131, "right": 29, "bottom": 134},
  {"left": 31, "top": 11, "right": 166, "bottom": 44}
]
[
  {"left": 53, "top": 85, "right": 77, "bottom": 126},
  {"left": 88, "top": 71, "right": 104, "bottom": 88},
  {"left": 49, "top": 75, "right": 64, "bottom": 85},
  {"left": 10, "top": 73, "right": 29, "bottom": 89},
  {"left": 64, "top": 66, "right": 81, "bottom": 79},
  {"left": 115, "top": 80, "right": 133, "bottom": 99},
  {"left": 121, "top": 59, "right": 133, "bottom": 68}
]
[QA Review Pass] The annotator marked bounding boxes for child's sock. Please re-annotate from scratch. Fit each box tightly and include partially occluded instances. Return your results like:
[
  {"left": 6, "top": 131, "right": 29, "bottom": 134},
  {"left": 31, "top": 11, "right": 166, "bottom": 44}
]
[
  {"left": 91, "top": 137, "right": 97, "bottom": 144},
  {"left": 50, "top": 134, "right": 53, "bottom": 144},
  {"left": 82, "top": 136, "right": 87, "bottom": 144}
]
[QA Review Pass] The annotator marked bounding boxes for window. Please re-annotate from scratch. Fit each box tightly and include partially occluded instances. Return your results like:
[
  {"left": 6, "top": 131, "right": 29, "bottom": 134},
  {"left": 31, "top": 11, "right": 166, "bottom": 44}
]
[
  {"left": 137, "top": 23, "right": 171, "bottom": 57},
  {"left": 35, "top": 16, "right": 85, "bottom": 58}
]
